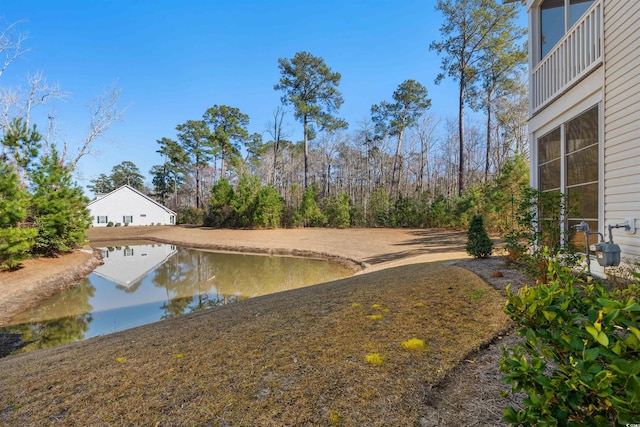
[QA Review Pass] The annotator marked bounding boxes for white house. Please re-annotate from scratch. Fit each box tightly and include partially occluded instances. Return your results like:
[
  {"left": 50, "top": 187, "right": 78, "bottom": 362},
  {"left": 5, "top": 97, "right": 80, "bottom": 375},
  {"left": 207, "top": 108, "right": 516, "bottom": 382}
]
[
  {"left": 94, "top": 243, "right": 178, "bottom": 288},
  {"left": 513, "top": 0, "right": 640, "bottom": 272},
  {"left": 87, "top": 185, "right": 176, "bottom": 227}
]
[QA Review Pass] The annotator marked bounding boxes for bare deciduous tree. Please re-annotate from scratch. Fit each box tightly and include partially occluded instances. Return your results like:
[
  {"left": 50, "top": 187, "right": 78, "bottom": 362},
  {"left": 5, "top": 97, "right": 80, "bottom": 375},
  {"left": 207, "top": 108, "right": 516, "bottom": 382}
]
[
  {"left": 265, "top": 106, "right": 289, "bottom": 186},
  {"left": 0, "top": 19, "right": 28, "bottom": 81},
  {"left": 65, "top": 84, "right": 126, "bottom": 169}
]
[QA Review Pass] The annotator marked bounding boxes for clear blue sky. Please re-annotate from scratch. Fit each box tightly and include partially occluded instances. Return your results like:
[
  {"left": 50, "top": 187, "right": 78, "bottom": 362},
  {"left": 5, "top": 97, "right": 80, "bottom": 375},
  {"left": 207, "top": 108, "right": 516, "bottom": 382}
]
[{"left": 1, "top": 0, "right": 526, "bottom": 195}]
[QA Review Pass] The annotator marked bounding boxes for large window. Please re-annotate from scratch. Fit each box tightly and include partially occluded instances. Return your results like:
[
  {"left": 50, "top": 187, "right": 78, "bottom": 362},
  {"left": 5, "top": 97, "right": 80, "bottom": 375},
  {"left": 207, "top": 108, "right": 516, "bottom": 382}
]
[
  {"left": 97, "top": 216, "right": 108, "bottom": 224},
  {"left": 123, "top": 215, "right": 133, "bottom": 225},
  {"left": 540, "top": 0, "right": 595, "bottom": 58},
  {"left": 537, "top": 105, "right": 599, "bottom": 249}
]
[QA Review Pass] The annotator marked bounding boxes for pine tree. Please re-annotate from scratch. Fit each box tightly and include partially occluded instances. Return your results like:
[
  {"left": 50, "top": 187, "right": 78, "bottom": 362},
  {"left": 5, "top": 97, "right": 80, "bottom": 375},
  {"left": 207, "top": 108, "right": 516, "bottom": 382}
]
[
  {"left": 300, "top": 185, "right": 326, "bottom": 227},
  {"left": 466, "top": 215, "right": 493, "bottom": 258},
  {"left": 0, "top": 162, "right": 37, "bottom": 270},
  {"left": 206, "top": 177, "right": 235, "bottom": 227},
  {"left": 29, "top": 146, "right": 91, "bottom": 256},
  {"left": 253, "top": 185, "right": 284, "bottom": 228}
]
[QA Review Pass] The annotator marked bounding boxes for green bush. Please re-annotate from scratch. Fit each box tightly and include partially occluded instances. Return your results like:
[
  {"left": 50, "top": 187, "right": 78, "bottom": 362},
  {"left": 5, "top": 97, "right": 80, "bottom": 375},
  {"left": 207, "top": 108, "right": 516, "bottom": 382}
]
[
  {"left": 0, "top": 227, "right": 37, "bottom": 270},
  {"left": 31, "top": 217, "right": 70, "bottom": 256},
  {"left": 465, "top": 215, "right": 493, "bottom": 258},
  {"left": 322, "top": 191, "right": 351, "bottom": 228},
  {"left": 501, "top": 260, "right": 640, "bottom": 425},
  {"left": 107, "top": 221, "right": 114, "bottom": 227},
  {"left": 231, "top": 174, "right": 260, "bottom": 228},
  {"left": 367, "top": 188, "right": 391, "bottom": 227},
  {"left": 176, "top": 207, "right": 204, "bottom": 225},
  {"left": 206, "top": 177, "right": 235, "bottom": 227},
  {"left": 502, "top": 187, "right": 580, "bottom": 281},
  {"left": 253, "top": 185, "right": 284, "bottom": 228},
  {"left": 300, "top": 185, "right": 326, "bottom": 227}
]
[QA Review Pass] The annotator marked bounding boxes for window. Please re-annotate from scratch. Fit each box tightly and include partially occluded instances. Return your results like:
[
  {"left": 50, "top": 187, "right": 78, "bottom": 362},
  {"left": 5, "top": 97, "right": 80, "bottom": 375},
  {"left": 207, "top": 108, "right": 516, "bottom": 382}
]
[
  {"left": 170, "top": 215, "right": 175, "bottom": 225},
  {"left": 537, "top": 105, "right": 599, "bottom": 250},
  {"left": 124, "top": 247, "right": 134, "bottom": 257},
  {"left": 539, "top": 0, "right": 595, "bottom": 58},
  {"left": 97, "top": 216, "right": 108, "bottom": 224},
  {"left": 123, "top": 216, "right": 133, "bottom": 224}
]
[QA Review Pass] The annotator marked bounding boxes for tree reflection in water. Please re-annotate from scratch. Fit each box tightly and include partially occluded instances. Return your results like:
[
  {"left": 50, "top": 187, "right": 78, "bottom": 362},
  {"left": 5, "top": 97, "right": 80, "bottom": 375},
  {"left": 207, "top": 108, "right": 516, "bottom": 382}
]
[
  {"left": 0, "top": 278, "right": 95, "bottom": 354},
  {"left": 1, "top": 244, "right": 350, "bottom": 357}
]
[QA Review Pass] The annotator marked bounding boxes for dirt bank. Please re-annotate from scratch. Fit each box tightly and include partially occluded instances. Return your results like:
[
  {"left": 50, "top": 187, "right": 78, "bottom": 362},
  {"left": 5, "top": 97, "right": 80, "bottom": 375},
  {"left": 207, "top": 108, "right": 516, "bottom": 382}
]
[
  {"left": 1, "top": 226, "right": 468, "bottom": 327},
  {"left": 86, "top": 226, "right": 471, "bottom": 273},
  {"left": 0, "top": 248, "right": 103, "bottom": 326}
]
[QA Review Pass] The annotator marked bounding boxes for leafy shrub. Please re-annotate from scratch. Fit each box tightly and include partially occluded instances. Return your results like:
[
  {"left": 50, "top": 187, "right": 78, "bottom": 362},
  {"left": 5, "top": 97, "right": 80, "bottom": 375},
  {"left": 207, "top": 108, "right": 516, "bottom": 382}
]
[
  {"left": 367, "top": 188, "right": 391, "bottom": 227},
  {"left": 107, "top": 221, "right": 114, "bottom": 227},
  {"left": 31, "top": 218, "right": 70, "bottom": 256},
  {"left": 300, "top": 185, "right": 326, "bottom": 227},
  {"left": 425, "top": 194, "right": 454, "bottom": 228},
  {"left": 322, "top": 191, "right": 351, "bottom": 228},
  {"left": 349, "top": 204, "right": 366, "bottom": 228},
  {"left": 176, "top": 207, "right": 204, "bottom": 225},
  {"left": 482, "top": 154, "right": 529, "bottom": 233},
  {"left": 503, "top": 187, "right": 580, "bottom": 281},
  {"left": 501, "top": 260, "right": 640, "bottom": 425},
  {"left": 280, "top": 205, "right": 299, "bottom": 229},
  {"left": 465, "top": 215, "right": 493, "bottom": 258}
]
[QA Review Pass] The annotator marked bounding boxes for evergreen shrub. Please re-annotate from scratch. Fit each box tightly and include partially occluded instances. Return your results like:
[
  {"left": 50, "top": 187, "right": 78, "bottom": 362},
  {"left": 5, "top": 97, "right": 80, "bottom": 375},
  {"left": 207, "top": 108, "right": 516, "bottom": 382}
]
[
  {"left": 176, "top": 207, "right": 204, "bottom": 225},
  {"left": 465, "top": 215, "right": 493, "bottom": 258}
]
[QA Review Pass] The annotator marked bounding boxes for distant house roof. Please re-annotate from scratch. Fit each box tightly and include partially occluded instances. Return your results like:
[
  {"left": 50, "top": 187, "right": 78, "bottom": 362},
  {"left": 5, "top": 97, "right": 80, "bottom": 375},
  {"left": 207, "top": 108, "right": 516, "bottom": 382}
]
[{"left": 87, "top": 185, "right": 177, "bottom": 216}]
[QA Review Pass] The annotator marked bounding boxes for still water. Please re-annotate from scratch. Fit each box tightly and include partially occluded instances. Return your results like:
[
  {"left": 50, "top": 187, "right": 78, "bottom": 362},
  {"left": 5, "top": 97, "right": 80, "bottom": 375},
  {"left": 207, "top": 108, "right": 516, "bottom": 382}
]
[{"left": 1, "top": 243, "right": 352, "bottom": 353}]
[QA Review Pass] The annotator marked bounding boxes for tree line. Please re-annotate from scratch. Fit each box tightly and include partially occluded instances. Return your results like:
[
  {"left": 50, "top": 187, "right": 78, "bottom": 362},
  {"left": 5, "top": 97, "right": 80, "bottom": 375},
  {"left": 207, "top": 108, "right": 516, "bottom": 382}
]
[
  {"left": 2, "top": 0, "right": 526, "bottom": 268},
  {"left": 123, "top": 0, "right": 527, "bottom": 230}
]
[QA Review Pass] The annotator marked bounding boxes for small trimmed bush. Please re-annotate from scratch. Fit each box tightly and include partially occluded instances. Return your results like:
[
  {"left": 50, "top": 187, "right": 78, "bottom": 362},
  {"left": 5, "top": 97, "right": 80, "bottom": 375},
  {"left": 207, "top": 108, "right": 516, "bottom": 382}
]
[{"left": 465, "top": 215, "right": 493, "bottom": 258}]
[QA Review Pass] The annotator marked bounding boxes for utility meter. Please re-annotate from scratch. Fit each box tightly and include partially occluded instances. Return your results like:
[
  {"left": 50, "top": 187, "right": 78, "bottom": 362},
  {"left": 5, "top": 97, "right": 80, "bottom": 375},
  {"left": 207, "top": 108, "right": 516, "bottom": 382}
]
[{"left": 594, "top": 242, "right": 622, "bottom": 267}]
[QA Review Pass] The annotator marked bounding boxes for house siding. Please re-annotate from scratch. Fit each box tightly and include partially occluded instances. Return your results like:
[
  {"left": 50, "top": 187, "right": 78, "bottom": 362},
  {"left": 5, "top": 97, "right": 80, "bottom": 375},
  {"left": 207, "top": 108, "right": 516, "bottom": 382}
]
[
  {"left": 603, "top": 0, "right": 640, "bottom": 256},
  {"left": 88, "top": 186, "right": 176, "bottom": 227}
]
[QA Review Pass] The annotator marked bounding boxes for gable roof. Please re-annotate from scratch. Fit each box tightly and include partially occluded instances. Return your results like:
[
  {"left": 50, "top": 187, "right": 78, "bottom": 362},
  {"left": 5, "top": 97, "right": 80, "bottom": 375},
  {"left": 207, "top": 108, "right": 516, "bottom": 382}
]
[{"left": 87, "top": 185, "right": 177, "bottom": 216}]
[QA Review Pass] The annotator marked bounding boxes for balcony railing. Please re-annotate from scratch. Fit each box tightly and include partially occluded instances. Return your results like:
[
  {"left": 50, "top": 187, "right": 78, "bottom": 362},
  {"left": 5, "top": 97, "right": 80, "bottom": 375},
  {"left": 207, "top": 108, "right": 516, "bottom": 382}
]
[{"left": 531, "top": 0, "right": 603, "bottom": 114}]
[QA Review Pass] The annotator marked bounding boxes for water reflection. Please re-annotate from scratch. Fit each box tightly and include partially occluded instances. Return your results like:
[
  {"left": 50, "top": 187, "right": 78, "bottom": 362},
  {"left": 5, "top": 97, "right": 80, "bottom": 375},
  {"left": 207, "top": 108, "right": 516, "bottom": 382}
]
[{"left": 1, "top": 243, "right": 351, "bottom": 355}]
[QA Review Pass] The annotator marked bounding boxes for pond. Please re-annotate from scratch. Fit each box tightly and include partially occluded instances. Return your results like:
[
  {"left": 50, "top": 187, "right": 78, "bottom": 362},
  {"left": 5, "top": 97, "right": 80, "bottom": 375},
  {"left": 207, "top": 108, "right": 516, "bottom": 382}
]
[{"left": 1, "top": 243, "right": 353, "bottom": 354}]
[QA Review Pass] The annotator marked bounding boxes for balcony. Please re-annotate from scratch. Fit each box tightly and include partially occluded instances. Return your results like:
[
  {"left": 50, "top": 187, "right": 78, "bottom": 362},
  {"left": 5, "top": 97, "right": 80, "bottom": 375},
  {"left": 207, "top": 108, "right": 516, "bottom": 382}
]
[{"left": 531, "top": 0, "right": 603, "bottom": 114}]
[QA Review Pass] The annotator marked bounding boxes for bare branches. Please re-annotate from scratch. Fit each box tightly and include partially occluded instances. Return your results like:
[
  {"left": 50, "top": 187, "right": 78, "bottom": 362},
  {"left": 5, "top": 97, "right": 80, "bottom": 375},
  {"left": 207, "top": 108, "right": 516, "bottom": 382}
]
[
  {"left": 66, "top": 84, "right": 126, "bottom": 168},
  {"left": 22, "top": 71, "right": 66, "bottom": 128},
  {"left": 0, "top": 19, "right": 29, "bottom": 81}
]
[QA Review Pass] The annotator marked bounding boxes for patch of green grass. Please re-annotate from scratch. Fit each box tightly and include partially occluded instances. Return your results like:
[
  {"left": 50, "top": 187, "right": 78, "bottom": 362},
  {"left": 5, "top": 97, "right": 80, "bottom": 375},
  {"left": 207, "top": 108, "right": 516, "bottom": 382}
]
[
  {"left": 401, "top": 338, "right": 426, "bottom": 350},
  {"left": 365, "top": 353, "right": 386, "bottom": 365},
  {"left": 465, "top": 289, "right": 488, "bottom": 301}
]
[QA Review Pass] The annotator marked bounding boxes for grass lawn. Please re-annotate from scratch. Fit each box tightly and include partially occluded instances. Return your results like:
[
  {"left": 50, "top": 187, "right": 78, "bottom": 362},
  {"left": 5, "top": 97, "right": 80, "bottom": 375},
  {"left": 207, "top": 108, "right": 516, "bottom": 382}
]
[{"left": 0, "top": 262, "right": 510, "bottom": 426}]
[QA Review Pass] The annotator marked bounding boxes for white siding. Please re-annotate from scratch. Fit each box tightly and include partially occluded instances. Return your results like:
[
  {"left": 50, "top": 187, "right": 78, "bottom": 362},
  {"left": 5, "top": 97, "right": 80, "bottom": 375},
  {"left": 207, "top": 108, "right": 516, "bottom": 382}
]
[
  {"left": 603, "top": 0, "right": 640, "bottom": 256},
  {"left": 88, "top": 186, "right": 176, "bottom": 227}
]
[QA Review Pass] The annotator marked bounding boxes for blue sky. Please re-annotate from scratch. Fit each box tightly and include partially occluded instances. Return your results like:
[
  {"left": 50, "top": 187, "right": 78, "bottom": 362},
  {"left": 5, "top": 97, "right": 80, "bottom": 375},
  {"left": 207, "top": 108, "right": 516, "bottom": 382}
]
[{"left": 1, "top": 1, "right": 526, "bottom": 195}]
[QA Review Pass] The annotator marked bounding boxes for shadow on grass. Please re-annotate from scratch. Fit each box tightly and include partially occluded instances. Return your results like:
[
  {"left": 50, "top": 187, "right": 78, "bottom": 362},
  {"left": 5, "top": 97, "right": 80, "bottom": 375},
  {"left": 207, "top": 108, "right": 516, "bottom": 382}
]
[{"left": 364, "top": 229, "right": 468, "bottom": 265}]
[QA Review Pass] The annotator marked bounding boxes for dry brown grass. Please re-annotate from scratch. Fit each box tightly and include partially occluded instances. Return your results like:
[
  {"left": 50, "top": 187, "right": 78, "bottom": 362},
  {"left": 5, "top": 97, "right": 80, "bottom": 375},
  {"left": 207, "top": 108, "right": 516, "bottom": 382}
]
[{"left": 0, "top": 261, "right": 510, "bottom": 426}]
